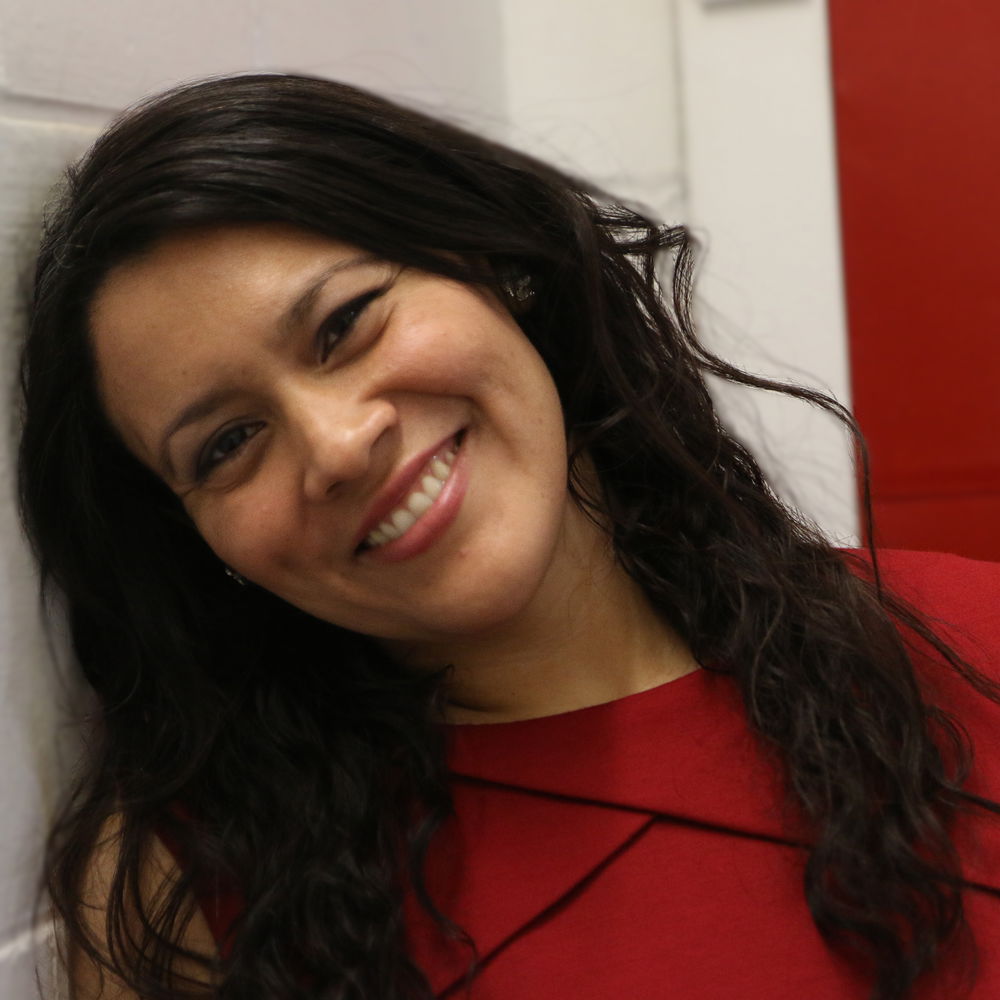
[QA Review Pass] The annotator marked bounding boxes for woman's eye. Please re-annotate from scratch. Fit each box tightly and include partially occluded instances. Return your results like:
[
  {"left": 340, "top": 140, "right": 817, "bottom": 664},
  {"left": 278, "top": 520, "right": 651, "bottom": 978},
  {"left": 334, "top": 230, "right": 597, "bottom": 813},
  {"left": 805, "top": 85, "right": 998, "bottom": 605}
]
[
  {"left": 196, "top": 422, "right": 263, "bottom": 479},
  {"left": 316, "top": 286, "right": 387, "bottom": 362}
]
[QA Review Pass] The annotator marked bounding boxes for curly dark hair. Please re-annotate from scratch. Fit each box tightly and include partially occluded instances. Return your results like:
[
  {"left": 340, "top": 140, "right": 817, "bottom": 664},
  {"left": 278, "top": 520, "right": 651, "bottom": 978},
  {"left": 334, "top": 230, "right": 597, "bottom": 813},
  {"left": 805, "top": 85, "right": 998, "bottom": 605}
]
[{"left": 18, "top": 73, "right": 1000, "bottom": 999}]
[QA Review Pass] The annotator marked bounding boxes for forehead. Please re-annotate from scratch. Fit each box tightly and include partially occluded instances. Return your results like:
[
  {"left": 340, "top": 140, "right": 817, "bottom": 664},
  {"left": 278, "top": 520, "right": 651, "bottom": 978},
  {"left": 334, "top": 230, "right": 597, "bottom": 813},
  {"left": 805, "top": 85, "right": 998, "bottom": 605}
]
[
  {"left": 92, "top": 223, "right": 356, "bottom": 336},
  {"left": 89, "top": 223, "right": 359, "bottom": 460}
]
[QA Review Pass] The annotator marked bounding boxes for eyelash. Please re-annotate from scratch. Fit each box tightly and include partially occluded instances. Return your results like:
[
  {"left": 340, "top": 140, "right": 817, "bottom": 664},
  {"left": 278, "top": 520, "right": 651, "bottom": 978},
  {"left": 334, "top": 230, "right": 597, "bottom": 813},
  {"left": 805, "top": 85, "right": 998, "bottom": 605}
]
[
  {"left": 315, "top": 286, "right": 387, "bottom": 362},
  {"left": 195, "top": 421, "right": 264, "bottom": 481},
  {"left": 193, "top": 284, "right": 390, "bottom": 481}
]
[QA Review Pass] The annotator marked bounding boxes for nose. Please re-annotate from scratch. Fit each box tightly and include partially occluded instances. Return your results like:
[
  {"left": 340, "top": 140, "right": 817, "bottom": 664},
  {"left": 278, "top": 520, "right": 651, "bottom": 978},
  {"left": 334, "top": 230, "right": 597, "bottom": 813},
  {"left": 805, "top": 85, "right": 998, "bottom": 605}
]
[{"left": 285, "top": 382, "right": 396, "bottom": 502}]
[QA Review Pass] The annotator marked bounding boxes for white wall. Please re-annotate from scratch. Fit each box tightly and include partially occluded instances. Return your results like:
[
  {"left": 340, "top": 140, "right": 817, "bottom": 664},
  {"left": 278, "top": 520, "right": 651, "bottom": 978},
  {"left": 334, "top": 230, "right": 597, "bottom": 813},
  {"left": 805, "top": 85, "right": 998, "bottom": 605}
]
[
  {"left": 499, "top": 0, "right": 684, "bottom": 222},
  {"left": 674, "top": 0, "right": 856, "bottom": 543},
  {"left": 0, "top": 0, "right": 507, "bottom": 120},
  {"left": 0, "top": 118, "right": 96, "bottom": 999}
]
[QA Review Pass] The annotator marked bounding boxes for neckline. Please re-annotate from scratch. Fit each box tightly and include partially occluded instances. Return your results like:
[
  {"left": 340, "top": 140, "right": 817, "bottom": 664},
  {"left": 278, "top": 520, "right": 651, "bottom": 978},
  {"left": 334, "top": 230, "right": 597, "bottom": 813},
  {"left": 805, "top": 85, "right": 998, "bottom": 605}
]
[
  {"left": 446, "top": 665, "right": 713, "bottom": 732},
  {"left": 441, "top": 664, "right": 798, "bottom": 845}
]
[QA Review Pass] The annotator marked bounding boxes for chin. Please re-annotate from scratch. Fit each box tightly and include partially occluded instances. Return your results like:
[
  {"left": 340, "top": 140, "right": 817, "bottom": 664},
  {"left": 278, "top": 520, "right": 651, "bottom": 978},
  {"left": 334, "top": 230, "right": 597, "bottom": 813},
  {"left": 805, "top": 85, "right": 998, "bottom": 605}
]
[
  {"left": 427, "top": 590, "right": 538, "bottom": 640},
  {"left": 415, "top": 547, "right": 566, "bottom": 643}
]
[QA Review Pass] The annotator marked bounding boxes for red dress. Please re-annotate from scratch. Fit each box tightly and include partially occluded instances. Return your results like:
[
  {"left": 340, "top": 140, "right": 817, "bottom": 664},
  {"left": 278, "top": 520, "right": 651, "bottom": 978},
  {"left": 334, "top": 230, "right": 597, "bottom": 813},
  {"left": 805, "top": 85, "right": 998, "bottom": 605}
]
[{"left": 197, "top": 551, "right": 1000, "bottom": 997}]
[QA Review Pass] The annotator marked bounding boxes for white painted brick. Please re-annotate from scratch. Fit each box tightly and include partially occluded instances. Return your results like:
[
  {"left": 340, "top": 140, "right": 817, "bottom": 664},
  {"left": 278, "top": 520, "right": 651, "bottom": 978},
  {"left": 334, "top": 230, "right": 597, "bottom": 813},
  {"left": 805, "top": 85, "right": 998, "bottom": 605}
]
[
  {"left": 0, "top": 118, "right": 93, "bottom": 945},
  {"left": 253, "top": 0, "right": 506, "bottom": 117},
  {"left": 1, "top": 0, "right": 259, "bottom": 110},
  {"left": 0, "top": 0, "right": 506, "bottom": 117},
  {"left": 0, "top": 116, "right": 95, "bottom": 334},
  {"left": 0, "top": 919, "right": 64, "bottom": 998},
  {"left": 0, "top": 945, "right": 43, "bottom": 999}
]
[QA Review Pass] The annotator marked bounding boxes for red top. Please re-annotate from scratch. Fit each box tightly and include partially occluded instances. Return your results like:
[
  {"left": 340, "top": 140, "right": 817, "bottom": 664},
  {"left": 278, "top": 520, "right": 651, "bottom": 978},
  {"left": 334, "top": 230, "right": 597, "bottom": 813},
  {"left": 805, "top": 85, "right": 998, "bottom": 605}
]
[{"left": 193, "top": 551, "right": 1000, "bottom": 996}]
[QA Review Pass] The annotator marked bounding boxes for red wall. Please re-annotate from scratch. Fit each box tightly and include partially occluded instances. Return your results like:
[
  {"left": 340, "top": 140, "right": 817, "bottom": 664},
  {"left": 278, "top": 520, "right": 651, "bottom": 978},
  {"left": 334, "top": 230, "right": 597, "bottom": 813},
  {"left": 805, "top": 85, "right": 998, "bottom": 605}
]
[{"left": 828, "top": 2, "right": 1000, "bottom": 561}]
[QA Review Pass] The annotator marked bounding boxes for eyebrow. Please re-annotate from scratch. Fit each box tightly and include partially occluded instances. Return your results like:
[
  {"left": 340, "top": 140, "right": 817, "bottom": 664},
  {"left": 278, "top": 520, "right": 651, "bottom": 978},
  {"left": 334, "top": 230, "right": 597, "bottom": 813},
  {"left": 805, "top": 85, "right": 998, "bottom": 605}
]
[
  {"left": 157, "top": 252, "right": 379, "bottom": 479},
  {"left": 278, "top": 253, "right": 379, "bottom": 339}
]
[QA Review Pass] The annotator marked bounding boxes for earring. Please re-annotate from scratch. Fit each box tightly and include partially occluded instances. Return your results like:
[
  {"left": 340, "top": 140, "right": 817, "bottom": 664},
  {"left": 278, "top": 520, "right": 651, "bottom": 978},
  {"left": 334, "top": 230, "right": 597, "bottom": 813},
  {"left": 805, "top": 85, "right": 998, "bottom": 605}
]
[
  {"left": 502, "top": 272, "right": 536, "bottom": 311},
  {"left": 224, "top": 566, "right": 247, "bottom": 586}
]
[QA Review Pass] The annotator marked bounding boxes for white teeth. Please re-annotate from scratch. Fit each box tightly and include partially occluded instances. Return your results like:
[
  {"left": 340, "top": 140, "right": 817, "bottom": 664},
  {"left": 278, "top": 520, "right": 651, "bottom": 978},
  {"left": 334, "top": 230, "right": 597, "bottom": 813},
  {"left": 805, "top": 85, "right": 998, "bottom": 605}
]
[
  {"left": 364, "top": 438, "right": 461, "bottom": 550},
  {"left": 391, "top": 509, "right": 416, "bottom": 533},
  {"left": 407, "top": 491, "right": 434, "bottom": 515},
  {"left": 421, "top": 475, "right": 443, "bottom": 499}
]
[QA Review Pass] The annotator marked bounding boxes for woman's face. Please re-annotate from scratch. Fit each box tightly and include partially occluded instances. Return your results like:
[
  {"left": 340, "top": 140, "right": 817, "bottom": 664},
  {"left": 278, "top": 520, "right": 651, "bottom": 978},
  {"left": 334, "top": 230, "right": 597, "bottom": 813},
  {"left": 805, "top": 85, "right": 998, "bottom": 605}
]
[{"left": 91, "top": 223, "right": 590, "bottom": 644}]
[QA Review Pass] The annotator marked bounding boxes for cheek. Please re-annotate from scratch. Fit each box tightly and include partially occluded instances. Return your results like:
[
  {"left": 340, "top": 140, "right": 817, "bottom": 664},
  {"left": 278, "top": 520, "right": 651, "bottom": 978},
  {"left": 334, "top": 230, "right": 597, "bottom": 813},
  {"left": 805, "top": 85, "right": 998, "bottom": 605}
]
[
  {"left": 388, "top": 319, "right": 480, "bottom": 392},
  {"left": 190, "top": 490, "right": 301, "bottom": 577},
  {"left": 392, "top": 288, "right": 530, "bottom": 389}
]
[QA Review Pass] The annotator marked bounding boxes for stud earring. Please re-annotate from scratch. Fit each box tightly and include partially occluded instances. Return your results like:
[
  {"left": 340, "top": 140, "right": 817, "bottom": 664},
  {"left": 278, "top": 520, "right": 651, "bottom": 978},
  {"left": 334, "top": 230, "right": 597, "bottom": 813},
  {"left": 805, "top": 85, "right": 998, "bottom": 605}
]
[
  {"left": 224, "top": 566, "right": 247, "bottom": 586},
  {"left": 501, "top": 271, "right": 536, "bottom": 311}
]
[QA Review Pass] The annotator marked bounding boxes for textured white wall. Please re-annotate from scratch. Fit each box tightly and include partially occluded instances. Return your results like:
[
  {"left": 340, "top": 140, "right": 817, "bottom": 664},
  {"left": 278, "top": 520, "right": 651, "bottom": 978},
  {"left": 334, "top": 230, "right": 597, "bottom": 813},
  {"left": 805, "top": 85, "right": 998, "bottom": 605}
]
[
  {"left": 0, "top": 0, "right": 507, "bottom": 117},
  {"left": 674, "top": 0, "right": 856, "bottom": 543},
  {"left": 499, "top": 0, "right": 684, "bottom": 221},
  {"left": 0, "top": 117, "right": 95, "bottom": 998}
]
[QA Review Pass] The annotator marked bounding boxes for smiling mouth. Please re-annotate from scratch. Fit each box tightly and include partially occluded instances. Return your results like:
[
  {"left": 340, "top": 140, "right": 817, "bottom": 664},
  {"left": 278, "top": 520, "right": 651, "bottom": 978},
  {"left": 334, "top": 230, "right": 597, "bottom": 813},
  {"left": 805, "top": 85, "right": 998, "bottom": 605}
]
[{"left": 359, "top": 431, "right": 464, "bottom": 552}]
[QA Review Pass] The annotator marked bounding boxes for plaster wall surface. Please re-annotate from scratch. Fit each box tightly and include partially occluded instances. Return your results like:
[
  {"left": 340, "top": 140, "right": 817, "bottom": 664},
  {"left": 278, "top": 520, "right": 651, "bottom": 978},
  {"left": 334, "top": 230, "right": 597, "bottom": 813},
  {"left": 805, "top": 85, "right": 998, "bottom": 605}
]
[
  {"left": 0, "top": 0, "right": 507, "bottom": 117},
  {"left": 0, "top": 116, "right": 95, "bottom": 998},
  {"left": 499, "top": 0, "right": 684, "bottom": 220},
  {"left": 674, "top": 0, "right": 856, "bottom": 542}
]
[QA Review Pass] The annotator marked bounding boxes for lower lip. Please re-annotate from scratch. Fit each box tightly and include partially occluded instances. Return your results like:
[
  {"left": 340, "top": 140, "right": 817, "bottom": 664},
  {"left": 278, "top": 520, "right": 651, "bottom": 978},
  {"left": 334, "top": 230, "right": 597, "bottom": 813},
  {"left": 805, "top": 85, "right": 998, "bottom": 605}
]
[{"left": 360, "top": 434, "right": 469, "bottom": 564}]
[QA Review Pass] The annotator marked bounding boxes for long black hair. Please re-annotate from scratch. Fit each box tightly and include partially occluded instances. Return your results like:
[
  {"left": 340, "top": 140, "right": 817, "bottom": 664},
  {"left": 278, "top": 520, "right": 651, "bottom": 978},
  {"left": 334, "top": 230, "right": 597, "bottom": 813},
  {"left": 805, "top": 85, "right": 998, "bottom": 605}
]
[{"left": 18, "top": 73, "right": 1000, "bottom": 999}]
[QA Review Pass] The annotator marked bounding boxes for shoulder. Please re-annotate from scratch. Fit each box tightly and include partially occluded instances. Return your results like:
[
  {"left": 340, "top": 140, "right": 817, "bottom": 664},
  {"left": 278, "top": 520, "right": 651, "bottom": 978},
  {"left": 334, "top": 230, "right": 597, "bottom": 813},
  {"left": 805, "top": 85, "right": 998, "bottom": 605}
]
[
  {"left": 847, "top": 548, "right": 1000, "bottom": 670},
  {"left": 857, "top": 550, "right": 1000, "bottom": 791},
  {"left": 70, "top": 814, "right": 217, "bottom": 1000},
  {"left": 842, "top": 550, "right": 1000, "bottom": 891}
]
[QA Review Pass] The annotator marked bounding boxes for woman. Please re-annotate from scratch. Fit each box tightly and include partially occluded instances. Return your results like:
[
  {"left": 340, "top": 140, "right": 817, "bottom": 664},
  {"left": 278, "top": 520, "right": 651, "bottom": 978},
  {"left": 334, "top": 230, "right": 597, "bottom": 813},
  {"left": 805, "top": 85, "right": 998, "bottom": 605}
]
[{"left": 18, "top": 73, "right": 1000, "bottom": 999}]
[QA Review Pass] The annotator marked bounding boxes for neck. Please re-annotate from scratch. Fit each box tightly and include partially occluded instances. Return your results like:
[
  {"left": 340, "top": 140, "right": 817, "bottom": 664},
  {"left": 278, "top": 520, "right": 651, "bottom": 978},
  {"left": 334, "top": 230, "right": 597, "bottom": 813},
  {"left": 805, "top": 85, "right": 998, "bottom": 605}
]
[{"left": 389, "top": 509, "right": 699, "bottom": 724}]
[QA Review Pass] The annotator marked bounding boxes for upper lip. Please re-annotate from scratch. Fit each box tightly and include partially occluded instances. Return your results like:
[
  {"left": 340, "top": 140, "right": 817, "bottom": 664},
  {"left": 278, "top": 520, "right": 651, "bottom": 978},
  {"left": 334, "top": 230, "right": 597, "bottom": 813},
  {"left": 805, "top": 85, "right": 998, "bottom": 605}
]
[{"left": 353, "top": 431, "right": 459, "bottom": 550}]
